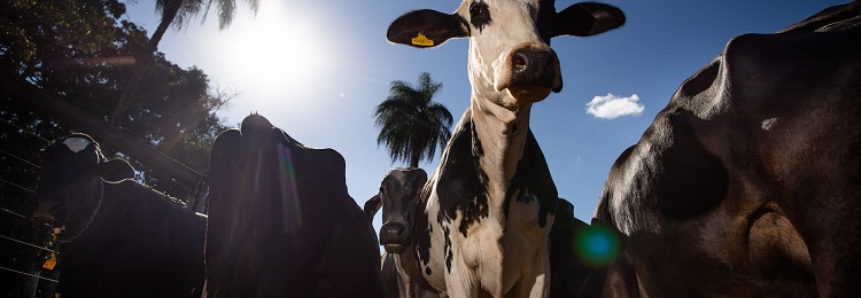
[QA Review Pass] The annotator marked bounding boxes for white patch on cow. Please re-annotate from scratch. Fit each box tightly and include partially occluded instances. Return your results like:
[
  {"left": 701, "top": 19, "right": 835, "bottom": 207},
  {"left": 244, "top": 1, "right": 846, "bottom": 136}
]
[
  {"left": 63, "top": 137, "right": 92, "bottom": 153},
  {"left": 761, "top": 118, "right": 778, "bottom": 130},
  {"left": 586, "top": 93, "right": 644, "bottom": 119}
]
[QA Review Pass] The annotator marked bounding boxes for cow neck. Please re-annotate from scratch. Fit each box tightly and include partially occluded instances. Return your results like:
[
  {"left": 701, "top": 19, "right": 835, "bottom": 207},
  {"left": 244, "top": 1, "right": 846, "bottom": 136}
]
[
  {"left": 58, "top": 181, "right": 104, "bottom": 244},
  {"left": 469, "top": 94, "right": 532, "bottom": 203}
]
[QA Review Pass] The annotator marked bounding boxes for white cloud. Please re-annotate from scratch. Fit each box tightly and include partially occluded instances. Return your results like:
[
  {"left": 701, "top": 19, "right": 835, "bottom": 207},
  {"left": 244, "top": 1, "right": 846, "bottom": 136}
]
[{"left": 585, "top": 93, "right": 645, "bottom": 119}]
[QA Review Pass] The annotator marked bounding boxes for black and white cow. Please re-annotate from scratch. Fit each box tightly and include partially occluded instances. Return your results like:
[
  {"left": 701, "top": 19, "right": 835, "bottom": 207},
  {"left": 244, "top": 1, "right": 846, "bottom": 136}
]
[
  {"left": 366, "top": 170, "right": 603, "bottom": 298},
  {"left": 204, "top": 114, "right": 384, "bottom": 298},
  {"left": 594, "top": 1, "right": 861, "bottom": 297},
  {"left": 30, "top": 134, "right": 206, "bottom": 298},
  {"left": 365, "top": 168, "right": 441, "bottom": 298},
  {"left": 386, "top": 1, "right": 625, "bottom": 297}
]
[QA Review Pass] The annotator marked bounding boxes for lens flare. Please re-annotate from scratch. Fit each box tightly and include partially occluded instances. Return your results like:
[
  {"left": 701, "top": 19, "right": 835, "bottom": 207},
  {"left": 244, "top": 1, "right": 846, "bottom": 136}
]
[
  {"left": 575, "top": 224, "right": 621, "bottom": 267},
  {"left": 278, "top": 144, "right": 302, "bottom": 231}
]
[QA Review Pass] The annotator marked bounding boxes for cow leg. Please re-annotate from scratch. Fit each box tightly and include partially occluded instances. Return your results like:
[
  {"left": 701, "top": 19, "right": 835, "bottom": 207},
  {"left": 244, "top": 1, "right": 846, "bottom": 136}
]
[
  {"left": 445, "top": 261, "right": 480, "bottom": 298},
  {"left": 526, "top": 269, "right": 550, "bottom": 298},
  {"left": 514, "top": 255, "right": 551, "bottom": 298},
  {"left": 601, "top": 254, "right": 641, "bottom": 298}
]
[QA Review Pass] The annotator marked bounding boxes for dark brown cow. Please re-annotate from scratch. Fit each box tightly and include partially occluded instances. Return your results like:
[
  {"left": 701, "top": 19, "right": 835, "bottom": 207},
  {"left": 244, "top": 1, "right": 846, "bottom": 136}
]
[
  {"left": 364, "top": 167, "right": 440, "bottom": 298},
  {"left": 30, "top": 134, "right": 205, "bottom": 298},
  {"left": 549, "top": 199, "right": 604, "bottom": 298},
  {"left": 594, "top": 1, "right": 861, "bottom": 297},
  {"left": 204, "top": 114, "right": 383, "bottom": 298}
]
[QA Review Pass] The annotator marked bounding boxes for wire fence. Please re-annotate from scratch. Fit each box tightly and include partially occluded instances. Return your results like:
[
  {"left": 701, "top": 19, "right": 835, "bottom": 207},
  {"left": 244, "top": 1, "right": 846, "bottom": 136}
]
[
  {"left": 0, "top": 148, "right": 40, "bottom": 170},
  {"left": 0, "top": 117, "right": 51, "bottom": 145},
  {"left": 0, "top": 234, "right": 57, "bottom": 255},
  {"left": 0, "top": 265, "right": 59, "bottom": 283},
  {"left": 0, "top": 177, "right": 36, "bottom": 195}
]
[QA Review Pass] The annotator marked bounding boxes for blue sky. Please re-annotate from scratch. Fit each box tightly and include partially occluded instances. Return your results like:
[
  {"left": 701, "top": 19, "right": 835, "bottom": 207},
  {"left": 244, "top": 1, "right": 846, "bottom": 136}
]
[{"left": 124, "top": 0, "right": 847, "bottom": 232}]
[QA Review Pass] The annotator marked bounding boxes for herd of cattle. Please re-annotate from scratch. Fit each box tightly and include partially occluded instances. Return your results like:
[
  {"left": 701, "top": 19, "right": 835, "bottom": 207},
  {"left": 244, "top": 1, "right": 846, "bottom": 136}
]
[{"left": 8, "top": 0, "right": 860, "bottom": 297}]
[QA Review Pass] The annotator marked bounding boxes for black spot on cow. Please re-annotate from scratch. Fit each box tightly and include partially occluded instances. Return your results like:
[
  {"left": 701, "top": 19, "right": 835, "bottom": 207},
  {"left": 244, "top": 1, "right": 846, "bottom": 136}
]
[
  {"left": 443, "top": 225, "right": 453, "bottom": 272},
  {"left": 437, "top": 119, "right": 490, "bottom": 236},
  {"left": 504, "top": 129, "right": 558, "bottom": 227},
  {"left": 469, "top": 0, "right": 491, "bottom": 32},
  {"left": 471, "top": 120, "right": 484, "bottom": 157},
  {"left": 416, "top": 210, "right": 432, "bottom": 268}
]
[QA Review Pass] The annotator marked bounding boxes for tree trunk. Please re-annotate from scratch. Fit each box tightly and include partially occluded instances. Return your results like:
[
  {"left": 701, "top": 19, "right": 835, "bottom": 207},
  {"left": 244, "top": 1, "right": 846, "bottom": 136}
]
[
  {"left": 109, "top": 0, "right": 185, "bottom": 126},
  {"left": 409, "top": 145, "right": 421, "bottom": 168}
]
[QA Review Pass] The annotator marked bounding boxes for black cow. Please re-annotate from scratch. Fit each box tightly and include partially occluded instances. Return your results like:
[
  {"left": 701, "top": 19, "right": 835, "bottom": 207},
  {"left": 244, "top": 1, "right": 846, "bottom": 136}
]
[
  {"left": 204, "top": 114, "right": 383, "bottom": 298},
  {"left": 30, "top": 133, "right": 206, "bottom": 298},
  {"left": 549, "top": 199, "right": 604, "bottom": 298},
  {"left": 594, "top": 1, "right": 861, "bottom": 297}
]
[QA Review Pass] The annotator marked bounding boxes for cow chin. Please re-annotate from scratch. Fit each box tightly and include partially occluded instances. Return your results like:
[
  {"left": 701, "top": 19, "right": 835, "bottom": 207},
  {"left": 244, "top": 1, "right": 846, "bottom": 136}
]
[
  {"left": 384, "top": 243, "right": 407, "bottom": 254},
  {"left": 506, "top": 86, "right": 554, "bottom": 103}
]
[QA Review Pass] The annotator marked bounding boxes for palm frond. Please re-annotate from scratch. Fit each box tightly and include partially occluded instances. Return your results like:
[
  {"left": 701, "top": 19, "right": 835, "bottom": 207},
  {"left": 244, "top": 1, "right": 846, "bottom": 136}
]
[{"left": 374, "top": 72, "right": 453, "bottom": 167}]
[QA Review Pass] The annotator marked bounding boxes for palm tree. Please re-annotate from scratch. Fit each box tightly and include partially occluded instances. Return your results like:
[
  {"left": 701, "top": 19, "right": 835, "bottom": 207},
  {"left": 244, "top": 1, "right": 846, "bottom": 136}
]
[
  {"left": 375, "top": 72, "right": 454, "bottom": 168},
  {"left": 110, "top": 0, "right": 259, "bottom": 125}
]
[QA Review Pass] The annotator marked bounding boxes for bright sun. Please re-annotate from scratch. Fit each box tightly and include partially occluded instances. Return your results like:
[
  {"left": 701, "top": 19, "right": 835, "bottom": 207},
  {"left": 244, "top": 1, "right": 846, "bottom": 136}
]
[{"left": 210, "top": 1, "right": 336, "bottom": 98}]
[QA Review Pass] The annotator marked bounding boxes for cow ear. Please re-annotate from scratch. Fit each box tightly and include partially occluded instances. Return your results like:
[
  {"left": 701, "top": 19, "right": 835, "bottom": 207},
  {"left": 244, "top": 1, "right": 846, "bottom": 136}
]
[
  {"left": 552, "top": 2, "right": 625, "bottom": 37},
  {"left": 387, "top": 9, "right": 469, "bottom": 48},
  {"left": 363, "top": 194, "right": 382, "bottom": 223},
  {"left": 97, "top": 158, "right": 135, "bottom": 183}
]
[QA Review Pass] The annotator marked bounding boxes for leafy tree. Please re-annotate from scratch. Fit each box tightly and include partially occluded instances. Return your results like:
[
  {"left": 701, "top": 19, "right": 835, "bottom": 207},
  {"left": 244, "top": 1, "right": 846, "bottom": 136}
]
[
  {"left": 0, "top": 2, "right": 233, "bottom": 296},
  {"left": 0, "top": 0, "right": 230, "bottom": 211},
  {"left": 375, "top": 72, "right": 454, "bottom": 168},
  {"left": 110, "top": 0, "right": 259, "bottom": 125}
]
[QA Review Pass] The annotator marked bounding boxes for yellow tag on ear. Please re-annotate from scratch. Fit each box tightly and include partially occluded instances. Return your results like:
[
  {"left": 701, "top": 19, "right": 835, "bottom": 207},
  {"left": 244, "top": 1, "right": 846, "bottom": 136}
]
[
  {"left": 43, "top": 252, "right": 57, "bottom": 270},
  {"left": 411, "top": 33, "right": 434, "bottom": 47}
]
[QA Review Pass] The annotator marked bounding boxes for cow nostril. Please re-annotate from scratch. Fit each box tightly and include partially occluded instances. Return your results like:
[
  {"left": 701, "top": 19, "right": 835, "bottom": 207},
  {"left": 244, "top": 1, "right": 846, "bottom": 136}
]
[
  {"left": 380, "top": 223, "right": 407, "bottom": 244},
  {"left": 512, "top": 52, "right": 528, "bottom": 72}
]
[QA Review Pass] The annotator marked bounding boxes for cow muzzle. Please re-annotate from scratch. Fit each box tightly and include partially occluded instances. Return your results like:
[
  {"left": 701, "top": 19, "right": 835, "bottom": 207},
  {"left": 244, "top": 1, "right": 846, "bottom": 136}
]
[
  {"left": 32, "top": 201, "right": 59, "bottom": 223},
  {"left": 379, "top": 223, "right": 410, "bottom": 254},
  {"left": 497, "top": 42, "right": 562, "bottom": 101}
]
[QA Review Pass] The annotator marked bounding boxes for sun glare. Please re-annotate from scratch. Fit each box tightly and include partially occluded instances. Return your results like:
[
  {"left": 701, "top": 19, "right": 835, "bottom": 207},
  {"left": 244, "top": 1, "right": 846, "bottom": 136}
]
[{"left": 210, "top": 1, "right": 336, "bottom": 98}]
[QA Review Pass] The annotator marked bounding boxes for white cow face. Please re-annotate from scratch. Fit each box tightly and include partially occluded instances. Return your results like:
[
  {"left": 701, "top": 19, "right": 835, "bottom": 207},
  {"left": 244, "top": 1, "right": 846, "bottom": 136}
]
[{"left": 387, "top": 0, "right": 625, "bottom": 109}]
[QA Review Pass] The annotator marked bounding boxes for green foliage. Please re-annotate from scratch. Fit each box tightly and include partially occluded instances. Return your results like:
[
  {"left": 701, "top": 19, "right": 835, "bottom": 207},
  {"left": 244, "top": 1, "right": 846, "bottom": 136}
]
[
  {"left": 157, "top": 0, "right": 260, "bottom": 31},
  {"left": 375, "top": 72, "right": 453, "bottom": 168},
  {"left": 0, "top": 0, "right": 231, "bottom": 213}
]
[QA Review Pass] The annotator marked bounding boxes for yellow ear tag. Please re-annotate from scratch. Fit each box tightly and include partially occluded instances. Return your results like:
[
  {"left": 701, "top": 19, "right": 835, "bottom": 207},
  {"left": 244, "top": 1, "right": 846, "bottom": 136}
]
[
  {"left": 43, "top": 252, "right": 57, "bottom": 270},
  {"left": 411, "top": 33, "right": 434, "bottom": 47}
]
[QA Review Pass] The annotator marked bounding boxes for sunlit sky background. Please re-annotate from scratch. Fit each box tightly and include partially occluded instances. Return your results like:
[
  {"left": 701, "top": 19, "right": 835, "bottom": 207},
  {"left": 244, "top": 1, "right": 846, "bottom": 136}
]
[{"left": 124, "top": 0, "right": 846, "bottom": 233}]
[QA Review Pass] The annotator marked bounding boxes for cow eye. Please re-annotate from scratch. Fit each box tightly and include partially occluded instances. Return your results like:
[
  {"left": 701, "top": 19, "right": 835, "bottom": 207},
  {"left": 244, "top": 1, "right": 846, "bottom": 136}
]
[
  {"left": 469, "top": 1, "right": 491, "bottom": 32},
  {"left": 379, "top": 187, "right": 385, "bottom": 194}
]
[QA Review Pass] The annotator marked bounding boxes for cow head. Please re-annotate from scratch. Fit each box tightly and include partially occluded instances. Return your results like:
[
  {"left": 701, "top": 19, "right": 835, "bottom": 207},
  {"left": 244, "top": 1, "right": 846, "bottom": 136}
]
[
  {"left": 31, "top": 134, "right": 135, "bottom": 234},
  {"left": 387, "top": 0, "right": 625, "bottom": 108},
  {"left": 364, "top": 168, "right": 428, "bottom": 254}
]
